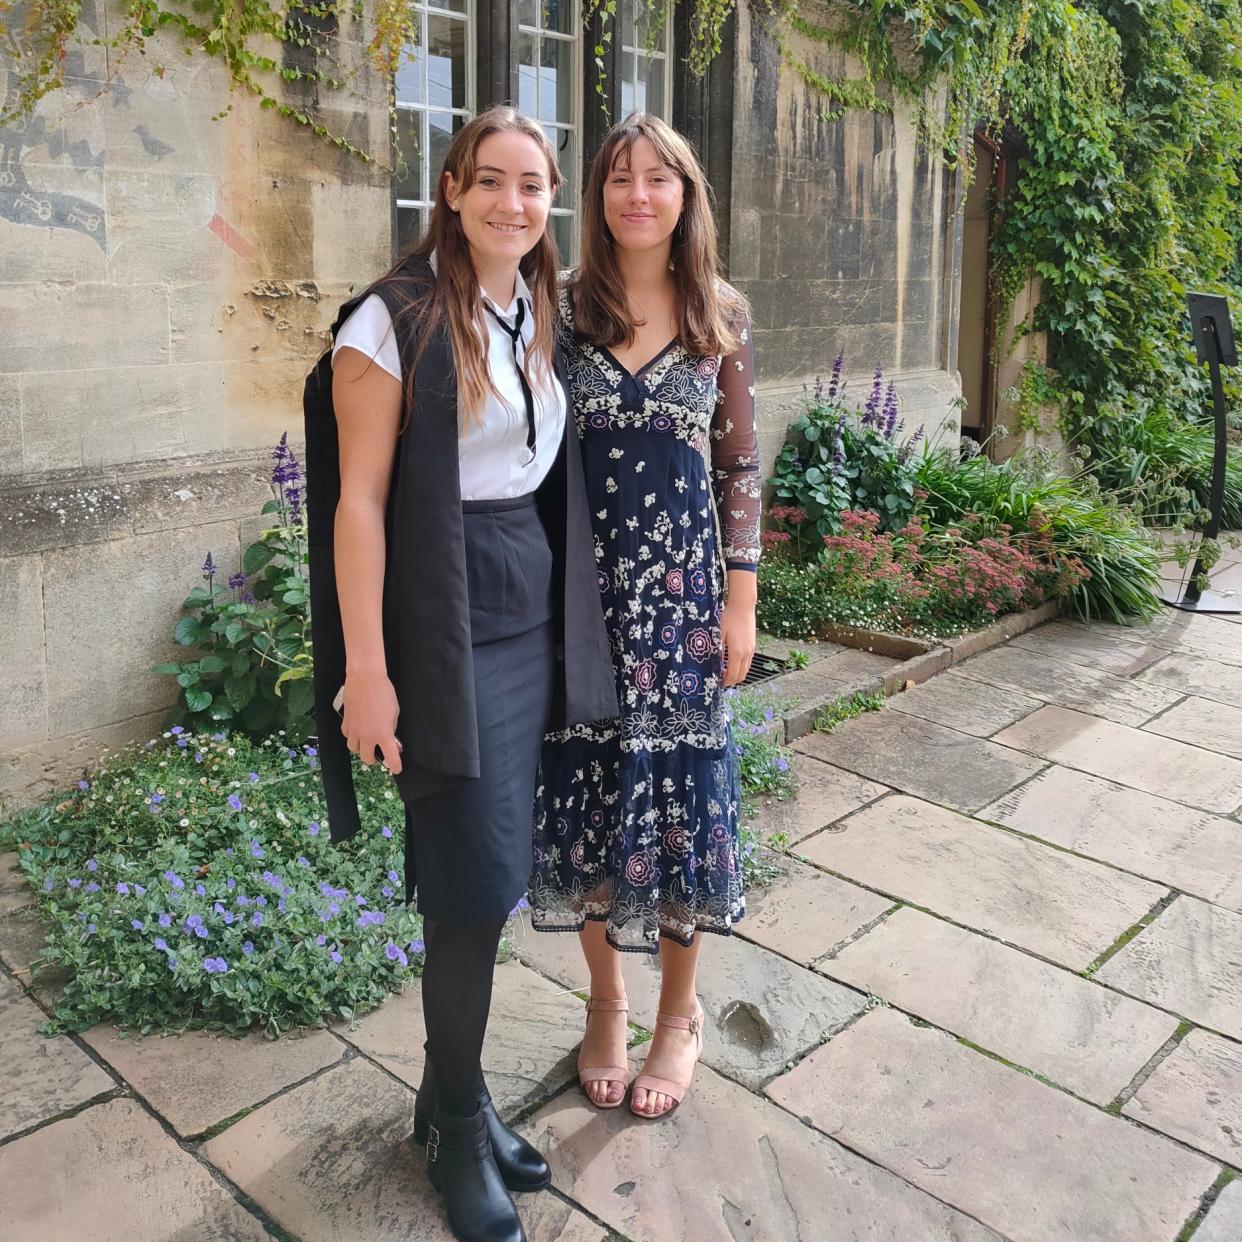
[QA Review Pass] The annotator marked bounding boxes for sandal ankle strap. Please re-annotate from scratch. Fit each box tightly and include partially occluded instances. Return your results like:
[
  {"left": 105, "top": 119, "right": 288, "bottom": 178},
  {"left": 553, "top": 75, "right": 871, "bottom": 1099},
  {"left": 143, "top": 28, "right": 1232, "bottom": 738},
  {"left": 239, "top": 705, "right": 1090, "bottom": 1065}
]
[
  {"left": 586, "top": 996, "right": 629, "bottom": 1013},
  {"left": 655, "top": 1007, "right": 702, "bottom": 1035}
]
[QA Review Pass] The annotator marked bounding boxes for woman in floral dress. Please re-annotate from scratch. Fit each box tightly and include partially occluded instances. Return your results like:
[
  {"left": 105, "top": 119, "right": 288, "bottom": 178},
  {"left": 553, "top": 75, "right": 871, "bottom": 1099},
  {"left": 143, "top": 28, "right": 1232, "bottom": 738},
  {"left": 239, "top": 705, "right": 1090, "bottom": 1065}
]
[{"left": 531, "top": 114, "right": 761, "bottom": 1118}]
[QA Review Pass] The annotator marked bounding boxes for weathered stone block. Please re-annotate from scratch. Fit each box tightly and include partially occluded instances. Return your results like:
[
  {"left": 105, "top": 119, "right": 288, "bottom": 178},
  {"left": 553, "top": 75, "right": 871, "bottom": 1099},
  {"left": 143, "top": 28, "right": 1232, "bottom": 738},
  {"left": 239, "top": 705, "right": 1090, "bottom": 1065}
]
[
  {"left": 748, "top": 756, "right": 888, "bottom": 845},
  {"left": 522, "top": 1058, "right": 1003, "bottom": 1242},
  {"left": 1145, "top": 694, "right": 1242, "bottom": 760},
  {"left": 81, "top": 1024, "right": 344, "bottom": 1138},
  {"left": 994, "top": 704, "right": 1242, "bottom": 814},
  {"left": 0, "top": 1098, "right": 271, "bottom": 1241},
  {"left": 1124, "top": 1029, "right": 1242, "bottom": 1166},
  {"left": 0, "top": 281, "right": 168, "bottom": 373},
  {"left": 796, "top": 709, "right": 1042, "bottom": 813},
  {"left": 801, "top": 795, "right": 1166, "bottom": 969},
  {"left": 0, "top": 972, "right": 115, "bottom": 1140},
  {"left": 1195, "top": 1180, "right": 1242, "bottom": 1242},
  {"left": 1097, "top": 896, "right": 1242, "bottom": 1040},
  {"left": 887, "top": 669, "right": 1040, "bottom": 737},
  {"left": 982, "top": 765, "right": 1242, "bottom": 914},
  {"left": 0, "top": 555, "right": 47, "bottom": 749},
  {"left": 765, "top": 1007, "right": 1216, "bottom": 1242},
  {"left": 1009, "top": 621, "right": 1168, "bottom": 676},
  {"left": 42, "top": 520, "right": 240, "bottom": 734},
  {"left": 1138, "top": 651, "right": 1242, "bottom": 709},
  {"left": 823, "top": 907, "right": 1179, "bottom": 1105}
]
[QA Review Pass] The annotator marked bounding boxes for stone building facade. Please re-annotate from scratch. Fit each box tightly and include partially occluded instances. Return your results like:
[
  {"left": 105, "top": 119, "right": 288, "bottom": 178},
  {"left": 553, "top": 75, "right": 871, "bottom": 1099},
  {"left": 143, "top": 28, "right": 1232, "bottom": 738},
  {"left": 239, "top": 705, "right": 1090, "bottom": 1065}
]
[{"left": 0, "top": 0, "right": 976, "bottom": 806}]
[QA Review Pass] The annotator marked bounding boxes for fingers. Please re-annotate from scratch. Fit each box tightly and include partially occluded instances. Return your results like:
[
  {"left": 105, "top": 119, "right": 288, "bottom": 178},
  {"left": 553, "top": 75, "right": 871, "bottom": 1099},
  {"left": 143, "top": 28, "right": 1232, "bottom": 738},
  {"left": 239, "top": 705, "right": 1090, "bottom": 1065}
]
[{"left": 380, "top": 735, "right": 404, "bottom": 775}]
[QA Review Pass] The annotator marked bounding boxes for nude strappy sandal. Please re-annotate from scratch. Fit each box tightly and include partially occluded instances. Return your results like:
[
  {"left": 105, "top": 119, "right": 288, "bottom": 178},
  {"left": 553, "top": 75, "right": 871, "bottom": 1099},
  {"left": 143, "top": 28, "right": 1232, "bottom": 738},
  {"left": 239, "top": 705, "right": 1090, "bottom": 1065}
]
[
  {"left": 577, "top": 996, "right": 631, "bottom": 1110},
  {"left": 630, "top": 1001, "right": 704, "bottom": 1119}
]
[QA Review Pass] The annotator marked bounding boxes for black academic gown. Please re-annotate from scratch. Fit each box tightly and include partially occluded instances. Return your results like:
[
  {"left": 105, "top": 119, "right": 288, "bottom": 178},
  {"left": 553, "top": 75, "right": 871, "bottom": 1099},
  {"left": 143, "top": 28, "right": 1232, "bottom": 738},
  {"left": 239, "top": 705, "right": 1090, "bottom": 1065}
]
[{"left": 303, "top": 257, "right": 618, "bottom": 845}]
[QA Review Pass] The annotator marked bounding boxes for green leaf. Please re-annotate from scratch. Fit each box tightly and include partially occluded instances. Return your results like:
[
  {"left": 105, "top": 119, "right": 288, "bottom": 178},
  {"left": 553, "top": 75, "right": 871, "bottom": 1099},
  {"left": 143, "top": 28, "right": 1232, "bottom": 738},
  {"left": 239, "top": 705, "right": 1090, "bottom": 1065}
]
[
  {"left": 174, "top": 617, "right": 203, "bottom": 646},
  {"left": 184, "top": 688, "right": 213, "bottom": 712},
  {"left": 152, "top": 662, "right": 182, "bottom": 676},
  {"left": 243, "top": 542, "right": 277, "bottom": 575},
  {"left": 198, "top": 655, "right": 227, "bottom": 674},
  {"left": 176, "top": 669, "right": 200, "bottom": 688},
  {"left": 284, "top": 678, "right": 314, "bottom": 719}
]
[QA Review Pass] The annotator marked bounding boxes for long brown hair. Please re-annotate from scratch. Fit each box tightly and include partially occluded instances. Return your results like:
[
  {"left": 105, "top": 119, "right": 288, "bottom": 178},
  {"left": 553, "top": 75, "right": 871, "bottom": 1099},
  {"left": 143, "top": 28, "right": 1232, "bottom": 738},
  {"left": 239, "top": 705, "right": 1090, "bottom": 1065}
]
[
  {"left": 573, "top": 112, "right": 744, "bottom": 356},
  {"left": 383, "top": 106, "right": 563, "bottom": 429}
]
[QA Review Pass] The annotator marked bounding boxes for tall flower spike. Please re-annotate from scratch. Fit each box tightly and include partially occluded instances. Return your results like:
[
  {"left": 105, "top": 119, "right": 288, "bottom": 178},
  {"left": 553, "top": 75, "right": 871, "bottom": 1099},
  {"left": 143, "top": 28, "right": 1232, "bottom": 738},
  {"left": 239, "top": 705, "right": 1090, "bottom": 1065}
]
[
  {"left": 883, "top": 380, "right": 899, "bottom": 439},
  {"left": 827, "top": 351, "right": 845, "bottom": 400},
  {"left": 202, "top": 551, "right": 215, "bottom": 581},
  {"left": 863, "top": 367, "right": 883, "bottom": 427}
]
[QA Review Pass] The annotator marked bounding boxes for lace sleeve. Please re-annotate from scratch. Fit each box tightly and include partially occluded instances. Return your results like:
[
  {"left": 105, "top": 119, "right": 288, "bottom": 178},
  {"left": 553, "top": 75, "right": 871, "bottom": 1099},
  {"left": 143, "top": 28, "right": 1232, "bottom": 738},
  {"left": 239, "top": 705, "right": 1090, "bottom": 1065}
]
[{"left": 711, "top": 311, "right": 761, "bottom": 569}]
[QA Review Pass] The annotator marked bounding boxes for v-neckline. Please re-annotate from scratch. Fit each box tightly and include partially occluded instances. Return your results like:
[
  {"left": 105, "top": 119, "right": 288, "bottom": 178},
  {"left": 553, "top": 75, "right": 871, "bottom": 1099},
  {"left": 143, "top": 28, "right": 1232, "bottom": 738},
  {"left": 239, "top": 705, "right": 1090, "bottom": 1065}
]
[{"left": 599, "top": 338, "right": 677, "bottom": 381}]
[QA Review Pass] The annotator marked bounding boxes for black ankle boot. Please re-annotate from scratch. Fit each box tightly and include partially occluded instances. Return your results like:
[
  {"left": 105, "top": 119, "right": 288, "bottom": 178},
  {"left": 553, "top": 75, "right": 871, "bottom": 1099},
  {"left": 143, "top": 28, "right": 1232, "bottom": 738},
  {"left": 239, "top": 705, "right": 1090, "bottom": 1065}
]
[
  {"left": 414, "top": 1059, "right": 551, "bottom": 1193},
  {"left": 425, "top": 1106, "right": 527, "bottom": 1242}
]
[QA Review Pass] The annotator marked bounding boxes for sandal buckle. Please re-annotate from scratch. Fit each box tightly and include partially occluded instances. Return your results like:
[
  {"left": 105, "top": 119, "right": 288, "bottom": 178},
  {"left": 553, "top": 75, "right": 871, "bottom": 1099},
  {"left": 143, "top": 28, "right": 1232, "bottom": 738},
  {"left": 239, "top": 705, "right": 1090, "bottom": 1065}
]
[{"left": 689, "top": 1013, "right": 701, "bottom": 1036}]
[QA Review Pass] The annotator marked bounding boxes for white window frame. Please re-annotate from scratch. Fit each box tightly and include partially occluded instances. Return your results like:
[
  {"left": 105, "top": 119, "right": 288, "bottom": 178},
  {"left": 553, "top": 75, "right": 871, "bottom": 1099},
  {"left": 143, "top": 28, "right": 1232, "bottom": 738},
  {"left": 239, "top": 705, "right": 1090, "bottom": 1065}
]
[{"left": 619, "top": 0, "right": 673, "bottom": 121}]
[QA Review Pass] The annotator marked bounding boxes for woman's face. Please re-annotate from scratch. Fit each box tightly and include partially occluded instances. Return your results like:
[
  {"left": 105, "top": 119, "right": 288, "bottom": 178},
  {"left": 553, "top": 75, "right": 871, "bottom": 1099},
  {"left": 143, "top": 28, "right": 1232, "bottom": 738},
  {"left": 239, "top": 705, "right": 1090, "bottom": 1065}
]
[
  {"left": 602, "top": 136, "right": 685, "bottom": 253},
  {"left": 444, "top": 130, "right": 553, "bottom": 266}
]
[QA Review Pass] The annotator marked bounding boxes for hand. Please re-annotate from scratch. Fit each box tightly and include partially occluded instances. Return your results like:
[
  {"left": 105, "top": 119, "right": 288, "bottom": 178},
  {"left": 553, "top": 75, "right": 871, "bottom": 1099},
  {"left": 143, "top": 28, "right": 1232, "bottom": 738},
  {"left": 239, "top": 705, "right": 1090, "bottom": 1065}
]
[
  {"left": 720, "top": 596, "right": 757, "bottom": 688},
  {"left": 340, "top": 671, "right": 403, "bottom": 774}
]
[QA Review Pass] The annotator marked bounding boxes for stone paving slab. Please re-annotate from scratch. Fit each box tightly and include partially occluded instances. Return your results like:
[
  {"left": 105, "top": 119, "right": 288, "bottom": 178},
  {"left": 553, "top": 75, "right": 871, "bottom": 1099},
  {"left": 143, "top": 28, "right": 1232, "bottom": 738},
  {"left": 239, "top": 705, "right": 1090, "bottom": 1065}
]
[
  {"left": 886, "top": 670, "right": 1042, "bottom": 737},
  {"left": 1195, "top": 1179, "right": 1242, "bottom": 1242},
  {"left": 951, "top": 644, "right": 1182, "bottom": 727},
  {"left": 80, "top": 1023, "right": 344, "bottom": 1137},
  {"left": 0, "top": 850, "right": 34, "bottom": 915},
  {"left": 822, "top": 907, "right": 1179, "bottom": 1105},
  {"left": 1097, "top": 896, "right": 1242, "bottom": 1040},
  {"left": 738, "top": 847, "right": 895, "bottom": 964},
  {"left": 521, "top": 1058, "right": 1003, "bottom": 1242},
  {"left": 764, "top": 1007, "right": 1218, "bottom": 1242},
  {"left": 0, "top": 971, "right": 115, "bottom": 1139},
  {"left": 1010, "top": 621, "right": 1172, "bottom": 675},
  {"left": 0, "top": 1097, "right": 272, "bottom": 1241},
  {"left": 519, "top": 1196, "right": 610, "bottom": 1242},
  {"left": 0, "top": 904, "right": 50, "bottom": 983},
  {"left": 202, "top": 1055, "right": 451, "bottom": 1241},
  {"left": 510, "top": 922, "right": 867, "bottom": 1090},
  {"left": 1144, "top": 694, "right": 1242, "bottom": 760},
  {"left": 982, "top": 765, "right": 1242, "bottom": 914},
  {"left": 1123, "top": 1029, "right": 1242, "bottom": 1167},
  {"left": 994, "top": 704, "right": 1242, "bottom": 813},
  {"left": 815, "top": 647, "right": 901, "bottom": 683},
  {"left": 800, "top": 795, "right": 1166, "bottom": 969},
  {"left": 1095, "top": 610, "right": 1242, "bottom": 667},
  {"left": 748, "top": 758, "right": 888, "bottom": 845},
  {"left": 795, "top": 711, "right": 1044, "bottom": 814},
  {"left": 336, "top": 960, "right": 585, "bottom": 1117},
  {"left": 1137, "top": 651, "right": 1242, "bottom": 709}
]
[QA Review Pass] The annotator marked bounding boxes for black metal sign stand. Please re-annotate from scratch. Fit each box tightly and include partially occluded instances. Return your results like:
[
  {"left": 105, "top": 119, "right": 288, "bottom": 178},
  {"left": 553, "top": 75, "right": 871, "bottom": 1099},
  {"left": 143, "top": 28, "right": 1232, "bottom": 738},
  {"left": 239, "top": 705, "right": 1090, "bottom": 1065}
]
[{"left": 1160, "top": 292, "right": 1240, "bottom": 615}]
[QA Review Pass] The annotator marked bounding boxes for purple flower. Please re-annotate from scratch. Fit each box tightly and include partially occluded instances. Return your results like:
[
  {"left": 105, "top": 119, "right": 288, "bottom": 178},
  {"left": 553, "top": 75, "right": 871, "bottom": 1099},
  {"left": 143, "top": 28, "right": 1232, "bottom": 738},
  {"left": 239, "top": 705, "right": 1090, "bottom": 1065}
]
[
  {"left": 410, "top": 939, "right": 426, "bottom": 955},
  {"left": 194, "top": 751, "right": 204, "bottom": 762},
  {"left": 249, "top": 840, "right": 264, "bottom": 859},
  {"left": 308, "top": 822, "right": 320, "bottom": 837},
  {"left": 203, "top": 956, "right": 228, "bottom": 974},
  {"left": 158, "top": 912, "right": 172, "bottom": 928},
  {"left": 354, "top": 894, "right": 367, "bottom": 907},
  {"left": 304, "top": 746, "right": 317, "bottom": 758},
  {"left": 221, "top": 910, "right": 235, "bottom": 925},
  {"left": 827, "top": 350, "right": 845, "bottom": 400},
  {"left": 167, "top": 956, "right": 178, "bottom": 970},
  {"left": 185, "top": 914, "right": 204, "bottom": 929},
  {"left": 356, "top": 910, "right": 385, "bottom": 928},
  {"left": 78, "top": 780, "right": 91, "bottom": 791},
  {"left": 177, "top": 737, "right": 189, "bottom": 749},
  {"left": 862, "top": 367, "right": 884, "bottom": 427},
  {"left": 170, "top": 726, "right": 184, "bottom": 736},
  {"left": 229, "top": 572, "right": 247, "bottom": 591},
  {"left": 195, "top": 883, "right": 206, "bottom": 896},
  {"left": 277, "top": 898, "right": 286, "bottom": 913},
  {"left": 385, "top": 943, "right": 409, "bottom": 967},
  {"left": 224, "top": 847, "right": 234, "bottom": 856},
  {"left": 330, "top": 950, "right": 343, "bottom": 964},
  {"left": 43, "top": 877, "right": 54, "bottom": 892},
  {"left": 154, "top": 937, "right": 168, "bottom": 951},
  {"left": 163, "top": 870, "right": 184, "bottom": 890},
  {"left": 131, "top": 919, "right": 143, "bottom": 930},
  {"left": 882, "top": 380, "right": 899, "bottom": 439},
  {"left": 251, "top": 911, "right": 264, "bottom": 927},
  {"left": 194, "top": 925, "right": 208, "bottom": 939},
  {"left": 86, "top": 858, "right": 98, "bottom": 873},
  {"left": 202, "top": 551, "right": 216, "bottom": 582},
  {"left": 297, "top": 856, "right": 310, "bottom": 868},
  {"left": 149, "top": 793, "right": 165, "bottom": 807},
  {"left": 777, "top": 757, "right": 790, "bottom": 772},
  {"left": 228, "top": 794, "right": 243, "bottom": 813},
  {"left": 381, "top": 825, "right": 393, "bottom": 839},
  {"left": 68, "top": 878, "right": 81, "bottom": 889},
  {"left": 236, "top": 894, "right": 250, "bottom": 907},
  {"left": 84, "top": 881, "right": 100, "bottom": 893},
  {"left": 247, "top": 772, "right": 259, "bottom": 783},
  {"left": 225, "top": 877, "right": 236, "bottom": 891},
  {"left": 255, "top": 896, "right": 267, "bottom": 908},
  {"left": 316, "top": 934, "right": 327, "bottom": 946},
  {"left": 212, "top": 732, "right": 226, "bottom": 741},
  {"left": 134, "top": 883, "right": 146, "bottom": 896},
  {"left": 381, "top": 885, "right": 394, "bottom": 899},
  {"left": 387, "top": 870, "right": 399, "bottom": 885},
  {"left": 242, "top": 941, "right": 254, "bottom": 956},
  {"left": 85, "top": 923, "right": 96, "bottom": 935}
]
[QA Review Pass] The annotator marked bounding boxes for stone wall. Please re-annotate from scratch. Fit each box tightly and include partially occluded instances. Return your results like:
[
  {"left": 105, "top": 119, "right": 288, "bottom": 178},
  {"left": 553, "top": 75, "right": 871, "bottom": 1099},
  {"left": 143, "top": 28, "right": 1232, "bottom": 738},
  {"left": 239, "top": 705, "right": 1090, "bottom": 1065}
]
[
  {"left": 727, "top": 0, "right": 964, "bottom": 474},
  {"left": 0, "top": 3, "right": 392, "bottom": 806}
]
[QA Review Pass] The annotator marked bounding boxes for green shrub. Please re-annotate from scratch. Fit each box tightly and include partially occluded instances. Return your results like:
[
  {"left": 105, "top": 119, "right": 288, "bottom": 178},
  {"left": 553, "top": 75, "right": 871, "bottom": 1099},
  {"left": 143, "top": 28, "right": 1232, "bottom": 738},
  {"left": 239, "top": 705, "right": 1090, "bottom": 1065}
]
[
  {"left": 730, "top": 689, "right": 797, "bottom": 886},
  {"left": 0, "top": 730, "right": 420, "bottom": 1036},
  {"left": 156, "top": 435, "right": 314, "bottom": 741},
  {"left": 815, "top": 691, "right": 885, "bottom": 733}
]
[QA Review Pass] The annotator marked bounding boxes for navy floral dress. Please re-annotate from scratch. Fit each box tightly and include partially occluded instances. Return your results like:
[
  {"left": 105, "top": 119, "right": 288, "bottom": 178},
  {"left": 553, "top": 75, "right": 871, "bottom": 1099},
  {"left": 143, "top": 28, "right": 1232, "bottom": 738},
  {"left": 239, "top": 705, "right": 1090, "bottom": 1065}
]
[{"left": 530, "top": 283, "right": 762, "bottom": 952}]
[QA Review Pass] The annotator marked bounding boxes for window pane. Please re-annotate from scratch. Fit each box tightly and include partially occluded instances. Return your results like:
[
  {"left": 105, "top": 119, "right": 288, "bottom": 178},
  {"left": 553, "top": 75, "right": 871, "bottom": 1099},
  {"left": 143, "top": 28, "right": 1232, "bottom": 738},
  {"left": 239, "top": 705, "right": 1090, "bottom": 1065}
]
[
  {"left": 517, "top": 31, "right": 539, "bottom": 116},
  {"left": 545, "top": 126, "right": 575, "bottom": 210},
  {"left": 539, "top": 35, "right": 575, "bottom": 124},
  {"left": 440, "top": 0, "right": 468, "bottom": 12},
  {"left": 643, "top": 56, "right": 664, "bottom": 117},
  {"left": 428, "top": 110, "right": 462, "bottom": 187},
  {"left": 621, "top": 78, "right": 636, "bottom": 119},
  {"left": 426, "top": 14, "right": 467, "bottom": 111},
  {"left": 550, "top": 213, "right": 574, "bottom": 264},
  {"left": 394, "top": 108, "right": 425, "bottom": 202},
  {"left": 394, "top": 25, "right": 425, "bottom": 106},
  {"left": 397, "top": 206, "right": 426, "bottom": 253},
  {"left": 542, "top": 0, "right": 574, "bottom": 35},
  {"left": 518, "top": 0, "right": 537, "bottom": 26},
  {"left": 620, "top": 0, "right": 637, "bottom": 43}
]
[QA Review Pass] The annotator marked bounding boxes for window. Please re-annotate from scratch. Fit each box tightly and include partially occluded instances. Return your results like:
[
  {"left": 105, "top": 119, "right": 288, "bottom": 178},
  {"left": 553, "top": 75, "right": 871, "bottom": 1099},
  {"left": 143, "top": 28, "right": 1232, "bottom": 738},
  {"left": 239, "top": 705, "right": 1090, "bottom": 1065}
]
[
  {"left": 517, "top": 0, "right": 581, "bottom": 261},
  {"left": 394, "top": 1, "right": 475, "bottom": 251},
  {"left": 618, "top": 0, "right": 672, "bottom": 120}
]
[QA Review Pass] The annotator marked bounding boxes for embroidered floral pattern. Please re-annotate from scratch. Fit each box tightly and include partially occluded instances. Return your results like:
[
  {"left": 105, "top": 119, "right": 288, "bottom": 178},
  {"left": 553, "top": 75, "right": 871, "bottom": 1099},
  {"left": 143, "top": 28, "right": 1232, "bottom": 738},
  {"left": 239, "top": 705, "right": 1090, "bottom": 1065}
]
[{"left": 532, "top": 285, "right": 761, "bottom": 952}]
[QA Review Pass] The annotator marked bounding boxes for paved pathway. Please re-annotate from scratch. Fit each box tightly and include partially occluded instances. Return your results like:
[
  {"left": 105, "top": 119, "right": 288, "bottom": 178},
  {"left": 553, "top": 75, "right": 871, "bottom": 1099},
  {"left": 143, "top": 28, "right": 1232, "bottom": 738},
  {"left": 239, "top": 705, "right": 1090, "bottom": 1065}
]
[{"left": 2, "top": 545, "right": 1241, "bottom": 1240}]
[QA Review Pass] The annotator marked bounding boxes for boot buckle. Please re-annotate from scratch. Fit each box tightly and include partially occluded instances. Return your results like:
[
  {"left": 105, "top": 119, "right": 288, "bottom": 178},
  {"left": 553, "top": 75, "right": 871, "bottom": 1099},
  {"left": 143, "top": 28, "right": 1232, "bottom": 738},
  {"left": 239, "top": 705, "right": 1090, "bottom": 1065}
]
[{"left": 427, "top": 1124, "right": 440, "bottom": 1163}]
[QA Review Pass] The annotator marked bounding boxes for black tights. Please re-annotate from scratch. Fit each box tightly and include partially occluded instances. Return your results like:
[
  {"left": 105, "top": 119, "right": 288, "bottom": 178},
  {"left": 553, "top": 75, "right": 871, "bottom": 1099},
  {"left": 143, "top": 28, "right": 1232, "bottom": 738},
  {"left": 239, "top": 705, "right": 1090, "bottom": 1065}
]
[{"left": 420, "top": 914, "right": 507, "bottom": 1116}]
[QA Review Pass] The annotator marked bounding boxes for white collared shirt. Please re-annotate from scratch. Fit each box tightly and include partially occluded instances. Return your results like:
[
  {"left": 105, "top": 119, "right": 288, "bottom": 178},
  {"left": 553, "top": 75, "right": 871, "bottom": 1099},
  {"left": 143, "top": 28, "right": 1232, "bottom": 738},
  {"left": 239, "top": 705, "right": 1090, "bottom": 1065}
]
[{"left": 332, "top": 264, "right": 566, "bottom": 500}]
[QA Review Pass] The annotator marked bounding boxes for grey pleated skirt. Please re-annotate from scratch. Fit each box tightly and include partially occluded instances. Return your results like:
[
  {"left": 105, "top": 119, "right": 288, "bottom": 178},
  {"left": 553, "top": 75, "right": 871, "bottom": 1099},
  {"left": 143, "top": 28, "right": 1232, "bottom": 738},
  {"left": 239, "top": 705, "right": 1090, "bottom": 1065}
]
[{"left": 404, "top": 494, "right": 556, "bottom": 924}]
